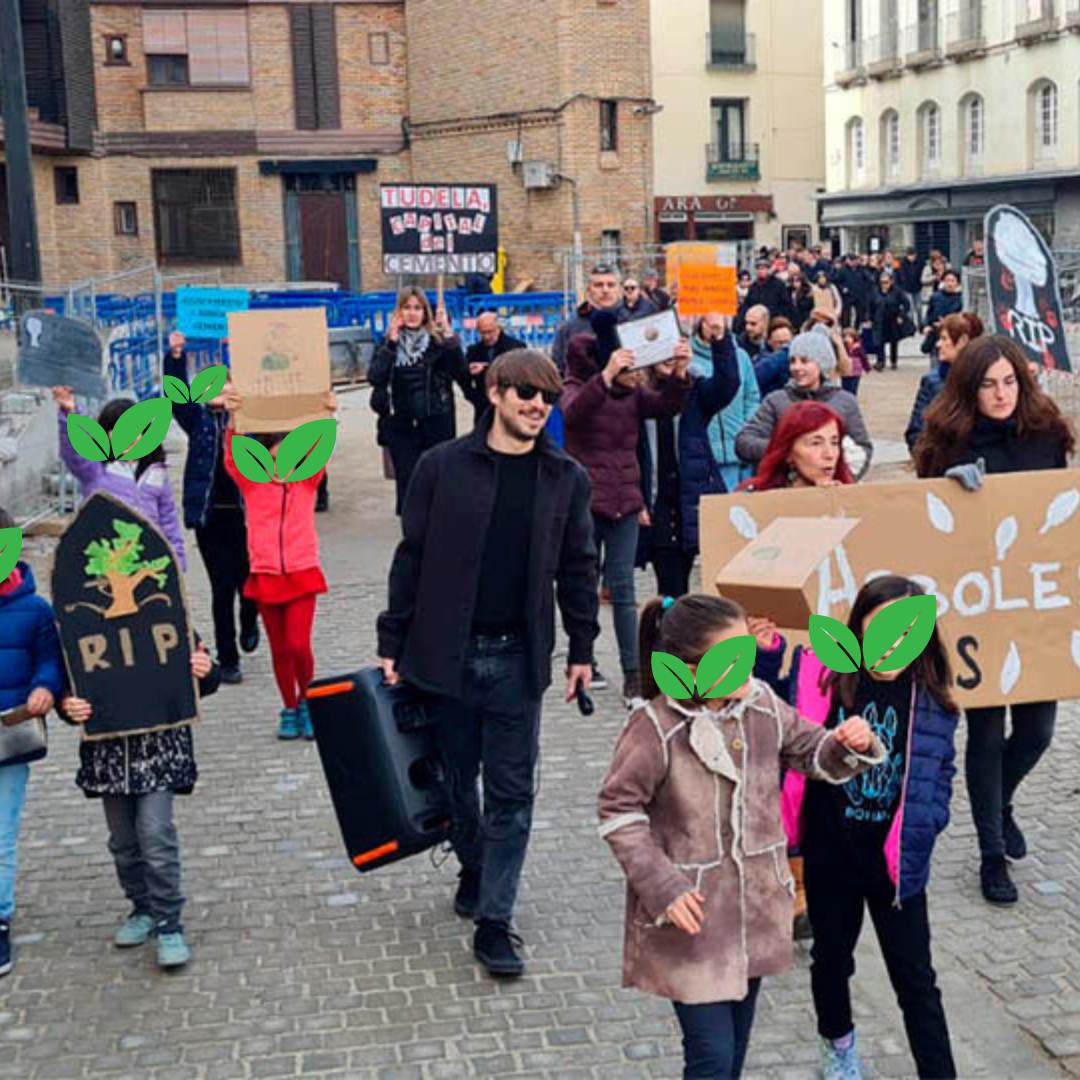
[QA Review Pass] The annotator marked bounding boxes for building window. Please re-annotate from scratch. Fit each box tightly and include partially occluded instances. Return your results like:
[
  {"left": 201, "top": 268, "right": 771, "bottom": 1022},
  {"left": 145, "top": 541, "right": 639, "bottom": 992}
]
[
  {"left": 847, "top": 117, "right": 865, "bottom": 186},
  {"left": 142, "top": 10, "right": 250, "bottom": 87},
  {"left": 368, "top": 32, "right": 390, "bottom": 65},
  {"left": 54, "top": 166, "right": 79, "bottom": 205},
  {"left": 1034, "top": 81, "right": 1058, "bottom": 159},
  {"left": 113, "top": 202, "right": 139, "bottom": 236},
  {"left": 600, "top": 100, "right": 618, "bottom": 152},
  {"left": 919, "top": 102, "right": 941, "bottom": 174},
  {"left": 882, "top": 110, "right": 901, "bottom": 180},
  {"left": 601, "top": 229, "right": 622, "bottom": 270},
  {"left": 152, "top": 168, "right": 240, "bottom": 263},
  {"left": 963, "top": 94, "right": 984, "bottom": 171},
  {"left": 711, "top": 97, "right": 748, "bottom": 160},
  {"left": 104, "top": 34, "right": 128, "bottom": 65}
]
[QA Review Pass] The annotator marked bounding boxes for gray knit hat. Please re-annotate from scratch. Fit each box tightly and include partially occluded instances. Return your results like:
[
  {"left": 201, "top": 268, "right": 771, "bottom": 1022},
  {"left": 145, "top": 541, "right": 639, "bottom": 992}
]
[{"left": 789, "top": 330, "right": 834, "bottom": 373}]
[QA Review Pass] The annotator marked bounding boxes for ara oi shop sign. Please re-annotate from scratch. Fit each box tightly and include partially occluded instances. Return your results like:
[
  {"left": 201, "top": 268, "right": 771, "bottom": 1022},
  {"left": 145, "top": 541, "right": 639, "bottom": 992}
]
[
  {"left": 700, "top": 471, "right": 1080, "bottom": 709},
  {"left": 380, "top": 184, "right": 498, "bottom": 275}
]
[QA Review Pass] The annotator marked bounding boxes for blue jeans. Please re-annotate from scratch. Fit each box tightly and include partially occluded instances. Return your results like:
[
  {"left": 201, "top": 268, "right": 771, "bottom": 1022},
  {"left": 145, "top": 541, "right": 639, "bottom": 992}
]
[
  {"left": 0, "top": 764, "right": 30, "bottom": 922},
  {"left": 674, "top": 979, "right": 761, "bottom": 1079},
  {"left": 841, "top": 376, "right": 861, "bottom": 396},
  {"left": 593, "top": 513, "right": 640, "bottom": 676},
  {"left": 428, "top": 634, "right": 542, "bottom": 924}
]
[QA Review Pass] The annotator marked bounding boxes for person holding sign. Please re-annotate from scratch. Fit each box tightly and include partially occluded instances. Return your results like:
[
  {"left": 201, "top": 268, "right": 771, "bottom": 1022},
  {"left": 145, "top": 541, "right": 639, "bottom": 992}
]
[
  {"left": 599, "top": 595, "right": 882, "bottom": 1080},
  {"left": 59, "top": 637, "right": 219, "bottom": 970},
  {"left": 915, "top": 335, "right": 1075, "bottom": 906},
  {"left": 368, "top": 288, "right": 469, "bottom": 515}
]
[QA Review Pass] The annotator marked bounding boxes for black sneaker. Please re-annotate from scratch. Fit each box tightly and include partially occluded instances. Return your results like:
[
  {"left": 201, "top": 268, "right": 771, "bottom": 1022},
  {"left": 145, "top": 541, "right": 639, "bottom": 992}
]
[
  {"left": 240, "top": 625, "right": 260, "bottom": 654},
  {"left": 474, "top": 920, "right": 525, "bottom": 978},
  {"left": 454, "top": 868, "right": 481, "bottom": 919},
  {"left": 981, "top": 856, "right": 1019, "bottom": 906},
  {"left": 220, "top": 665, "right": 243, "bottom": 685},
  {"left": 622, "top": 671, "right": 639, "bottom": 704},
  {"left": 590, "top": 663, "right": 609, "bottom": 691},
  {"left": 0, "top": 920, "right": 11, "bottom": 977},
  {"left": 1003, "top": 807, "right": 1027, "bottom": 861}
]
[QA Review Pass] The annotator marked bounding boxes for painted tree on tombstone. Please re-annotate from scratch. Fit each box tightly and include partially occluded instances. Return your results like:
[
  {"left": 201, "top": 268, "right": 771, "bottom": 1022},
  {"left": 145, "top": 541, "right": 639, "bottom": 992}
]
[{"left": 80, "top": 520, "right": 171, "bottom": 619}]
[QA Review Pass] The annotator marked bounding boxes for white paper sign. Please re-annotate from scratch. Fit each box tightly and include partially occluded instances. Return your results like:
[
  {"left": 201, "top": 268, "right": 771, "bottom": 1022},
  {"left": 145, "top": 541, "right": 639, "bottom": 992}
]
[{"left": 618, "top": 310, "right": 683, "bottom": 370}]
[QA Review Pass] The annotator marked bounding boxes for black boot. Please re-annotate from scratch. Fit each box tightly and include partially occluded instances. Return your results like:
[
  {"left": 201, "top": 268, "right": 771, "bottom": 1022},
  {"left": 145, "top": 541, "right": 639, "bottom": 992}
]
[
  {"left": 453, "top": 868, "right": 481, "bottom": 919},
  {"left": 474, "top": 920, "right": 525, "bottom": 978},
  {"left": 1003, "top": 806, "right": 1027, "bottom": 861},
  {"left": 980, "top": 855, "right": 1019, "bottom": 905}
]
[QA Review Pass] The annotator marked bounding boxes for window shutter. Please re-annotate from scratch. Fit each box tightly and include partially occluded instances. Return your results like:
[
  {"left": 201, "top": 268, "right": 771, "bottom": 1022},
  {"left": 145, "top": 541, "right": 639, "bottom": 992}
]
[
  {"left": 143, "top": 11, "right": 187, "bottom": 54},
  {"left": 311, "top": 5, "right": 341, "bottom": 130},
  {"left": 214, "top": 11, "right": 250, "bottom": 84},
  {"left": 290, "top": 7, "right": 317, "bottom": 130}
]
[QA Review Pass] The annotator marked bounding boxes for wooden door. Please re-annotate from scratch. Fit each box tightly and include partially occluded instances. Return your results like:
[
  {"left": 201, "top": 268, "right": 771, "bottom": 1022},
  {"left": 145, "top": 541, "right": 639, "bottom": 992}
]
[{"left": 298, "top": 191, "right": 349, "bottom": 289}]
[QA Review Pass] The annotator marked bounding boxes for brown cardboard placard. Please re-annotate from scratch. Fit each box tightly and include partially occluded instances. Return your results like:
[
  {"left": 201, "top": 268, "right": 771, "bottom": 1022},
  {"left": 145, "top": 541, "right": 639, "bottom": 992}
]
[
  {"left": 699, "top": 471, "right": 1080, "bottom": 709},
  {"left": 227, "top": 307, "right": 333, "bottom": 433},
  {"left": 716, "top": 517, "right": 861, "bottom": 627}
]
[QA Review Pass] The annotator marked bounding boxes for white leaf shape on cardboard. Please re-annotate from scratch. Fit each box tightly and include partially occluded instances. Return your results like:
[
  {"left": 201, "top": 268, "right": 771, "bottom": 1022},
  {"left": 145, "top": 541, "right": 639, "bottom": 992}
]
[
  {"left": 926, "top": 492, "right": 955, "bottom": 534},
  {"left": 729, "top": 505, "right": 758, "bottom": 541},
  {"left": 1039, "top": 489, "right": 1080, "bottom": 535},
  {"left": 995, "top": 515, "right": 1018, "bottom": 562},
  {"left": 1000, "top": 641, "right": 1022, "bottom": 696},
  {"left": 1072, "top": 631, "right": 1080, "bottom": 672}
]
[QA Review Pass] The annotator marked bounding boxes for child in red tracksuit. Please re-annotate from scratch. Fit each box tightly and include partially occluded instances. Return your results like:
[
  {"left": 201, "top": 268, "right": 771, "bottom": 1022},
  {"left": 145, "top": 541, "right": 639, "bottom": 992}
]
[{"left": 222, "top": 394, "right": 335, "bottom": 741}]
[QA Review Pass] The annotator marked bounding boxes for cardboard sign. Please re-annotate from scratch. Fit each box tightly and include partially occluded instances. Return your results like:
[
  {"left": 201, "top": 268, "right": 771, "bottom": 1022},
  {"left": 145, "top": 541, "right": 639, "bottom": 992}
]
[
  {"left": 16, "top": 311, "right": 105, "bottom": 398},
  {"left": 53, "top": 493, "right": 197, "bottom": 741},
  {"left": 985, "top": 205, "right": 1072, "bottom": 372},
  {"left": 177, "top": 287, "right": 250, "bottom": 338},
  {"left": 380, "top": 184, "right": 498, "bottom": 275},
  {"left": 227, "top": 307, "right": 333, "bottom": 433},
  {"left": 699, "top": 471, "right": 1080, "bottom": 709},
  {"left": 676, "top": 265, "right": 739, "bottom": 317}
]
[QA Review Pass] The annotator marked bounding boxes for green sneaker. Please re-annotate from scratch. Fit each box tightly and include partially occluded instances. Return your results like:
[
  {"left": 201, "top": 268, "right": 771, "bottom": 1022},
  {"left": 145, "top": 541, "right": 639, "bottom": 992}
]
[
  {"left": 298, "top": 700, "right": 314, "bottom": 741},
  {"left": 156, "top": 930, "right": 190, "bottom": 969},
  {"left": 278, "top": 708, "right": 301, "bottom": 740},
  {"left": 113, "top": 912, "right": 155, "bottom": 948}
]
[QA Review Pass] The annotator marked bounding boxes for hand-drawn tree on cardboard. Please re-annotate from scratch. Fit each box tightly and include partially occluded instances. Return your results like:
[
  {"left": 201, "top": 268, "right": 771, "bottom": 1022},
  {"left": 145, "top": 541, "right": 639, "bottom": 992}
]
[{"left": 77, "top": 519, "right": 172, "bottom": 619}]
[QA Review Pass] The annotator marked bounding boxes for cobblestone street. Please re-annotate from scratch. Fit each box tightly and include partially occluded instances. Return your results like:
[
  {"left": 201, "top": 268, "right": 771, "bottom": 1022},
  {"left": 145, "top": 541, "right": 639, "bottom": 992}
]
[{"left": 4, "top": 358, "right": 1079, "bottom": 1078}]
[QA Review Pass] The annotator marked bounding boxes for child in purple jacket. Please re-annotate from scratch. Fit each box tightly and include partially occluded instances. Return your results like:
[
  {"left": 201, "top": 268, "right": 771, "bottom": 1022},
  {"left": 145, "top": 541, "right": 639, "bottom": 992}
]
[{"left": 53, "top": 386, "right": 186, "bottom": 569}]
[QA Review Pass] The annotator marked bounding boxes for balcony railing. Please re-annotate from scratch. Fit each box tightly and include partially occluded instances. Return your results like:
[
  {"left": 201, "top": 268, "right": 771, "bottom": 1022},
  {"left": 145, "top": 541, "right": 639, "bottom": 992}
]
[
  {"left": 867, "top": 24, "right": 903, "bottom": 76},
  {"left": 905, "top": 19, "right": 943, "bottom": 64},
  {"left": 1016, "top": 0, "right": 1058, "bottom": 38},
  {"left": 836, "top": 40, "right": 866, "bottom": 86},
  {"left": 706, "top": 27, "right": 756, "bottom": 70},
  {"left": 705, "top": 143, "right": 761, "bottom": 182},
  {"left": 947, "top": 1, "right": 986, "bottom": 56}
]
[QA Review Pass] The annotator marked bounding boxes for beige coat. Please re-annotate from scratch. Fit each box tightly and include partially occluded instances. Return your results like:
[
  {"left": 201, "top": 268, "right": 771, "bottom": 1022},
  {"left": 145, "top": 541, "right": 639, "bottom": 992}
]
[{"left": 598, "top": 679, "right": 884, "bottom": 1005}]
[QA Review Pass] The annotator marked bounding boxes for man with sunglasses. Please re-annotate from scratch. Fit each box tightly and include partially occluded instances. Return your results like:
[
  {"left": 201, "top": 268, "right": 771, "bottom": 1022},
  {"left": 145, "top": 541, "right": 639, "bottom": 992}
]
[
  {"left": 378, "top": 349, "right": 599, "bottom": 980},
  {"left": 551, "top": 264, "right": 626, "bottom": 373},
  {"left": 619, "top": 277, "right": 657, "bottom": 322}
]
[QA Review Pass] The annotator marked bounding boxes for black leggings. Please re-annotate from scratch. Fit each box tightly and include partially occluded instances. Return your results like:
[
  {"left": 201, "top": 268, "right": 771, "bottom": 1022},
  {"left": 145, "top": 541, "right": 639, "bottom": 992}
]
[
  {"left": 673, "top": 979, "right": 761, "bottom": 1079},
  {"left": 194, "top": 508, "right": 258, "bottom": 669},
  {"left": 965, "top": 701, "right": 1056, "bottom": 859},
  {"left": 652, "top": 548, "right": 696, "bottom": 599}
]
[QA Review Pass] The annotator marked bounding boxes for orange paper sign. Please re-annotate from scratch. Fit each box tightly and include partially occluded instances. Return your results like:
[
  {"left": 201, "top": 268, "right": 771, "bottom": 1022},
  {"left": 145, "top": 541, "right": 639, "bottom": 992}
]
[{"left": 676, "top": 265, "right": 738, "bottom": 317}]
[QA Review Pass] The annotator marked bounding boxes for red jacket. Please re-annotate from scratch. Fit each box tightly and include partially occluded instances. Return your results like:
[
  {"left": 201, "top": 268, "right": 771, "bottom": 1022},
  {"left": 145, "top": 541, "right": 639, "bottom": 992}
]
[
  {"left": 562, "top": 332, "right": 690, "bottom": 521},
  {"left": 223, "top": 429, "right": 325, "bottom": 575}
]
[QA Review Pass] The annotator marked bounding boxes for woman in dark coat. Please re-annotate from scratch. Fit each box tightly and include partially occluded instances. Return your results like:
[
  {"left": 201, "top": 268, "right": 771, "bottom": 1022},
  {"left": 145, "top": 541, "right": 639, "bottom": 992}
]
[
  {"left": 920, "top": 268, "right": 963, "bottom": 362},
  {"left": 915, "top": 335, "right": 1075, "bottom": 907},
  {"left": 869, "top": 271, "right": 911, "bottom": 371},
  {"left": 369, "top": 287, "right": 469, "bottom": 514}
]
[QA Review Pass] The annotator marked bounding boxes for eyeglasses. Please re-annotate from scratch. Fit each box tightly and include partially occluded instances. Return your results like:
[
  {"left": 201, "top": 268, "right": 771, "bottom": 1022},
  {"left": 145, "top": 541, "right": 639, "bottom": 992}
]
[
  {"left": 623, "top": 285, "right": 639, "bottom": 293},
  {"left": 505, "top": 383, "right": 561, "bottom": 406}
]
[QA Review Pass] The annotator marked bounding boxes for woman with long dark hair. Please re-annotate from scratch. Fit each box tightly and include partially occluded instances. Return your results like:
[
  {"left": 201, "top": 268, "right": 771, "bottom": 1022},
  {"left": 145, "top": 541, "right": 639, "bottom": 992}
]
[
  {"left": 915, "top": 335, "right": 1075, "bottom": 905},
  {"left": 739, "top": 401, "right": 855, "bottom": 492}
]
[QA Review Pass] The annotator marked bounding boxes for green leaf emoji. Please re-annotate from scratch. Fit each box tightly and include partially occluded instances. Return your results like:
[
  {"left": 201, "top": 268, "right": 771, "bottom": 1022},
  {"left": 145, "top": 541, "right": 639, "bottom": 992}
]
[
  {"left": 0, "top": 526, "right": 23, "bottom": 583},
  {"left": 163, "top": 375, "right": 191, "bottom": 404},
  {"left": 863, "top": 594, "right": 938, "bottom": 673},
  {"left": 651, "top": 652, "right": 696, "bottom": 699},
  {"left": 231, "top": 435, "right": 275, "bottom": 483},
  {"left": 190, "top": 364, "right": 229, "bottom": 405},
  {"left": 698, "top": 634, "right": 757, "bottom": 698},
  {"left": 809, "top": 614, "right": 862, "bottom": 674},
  {"left": 67, "top": 413, "right": 110, "bottom": 462},
  {"left": 275, "top": 418, "right": 337, "bottom": 482},
  {"left": 111, "top": 397, "right": 174, "bottom": 461}
]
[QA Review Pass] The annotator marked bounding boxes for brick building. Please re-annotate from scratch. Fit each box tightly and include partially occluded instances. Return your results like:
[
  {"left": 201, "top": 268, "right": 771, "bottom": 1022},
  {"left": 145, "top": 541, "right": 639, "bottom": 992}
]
[{"left": 2, "top": 0, "right": 655, "bottom": 290}]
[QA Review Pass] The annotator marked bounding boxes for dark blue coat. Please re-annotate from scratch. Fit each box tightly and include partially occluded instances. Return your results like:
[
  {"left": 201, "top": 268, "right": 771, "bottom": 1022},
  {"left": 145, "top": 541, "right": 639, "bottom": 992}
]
[
  {"left": 921, "top": 289, "right": 963, "bottom": 355},
  {"left": 753, "top": 347, "right": 791, "bottom": 396},
  {"left": 757, "top": 640, "right": 957, "bottom": 903},
  {"left": 905, "top": 363, "right": 949, "bottom": 452},
  {"left": 0, "top": 563, "right": 64, "bottom": 714}
]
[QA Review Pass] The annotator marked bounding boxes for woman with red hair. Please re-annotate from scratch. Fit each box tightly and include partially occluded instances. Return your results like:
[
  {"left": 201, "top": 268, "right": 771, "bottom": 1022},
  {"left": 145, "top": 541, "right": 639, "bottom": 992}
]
[{"left": 738, "top": 401, "right": 855, "bottom": 492}]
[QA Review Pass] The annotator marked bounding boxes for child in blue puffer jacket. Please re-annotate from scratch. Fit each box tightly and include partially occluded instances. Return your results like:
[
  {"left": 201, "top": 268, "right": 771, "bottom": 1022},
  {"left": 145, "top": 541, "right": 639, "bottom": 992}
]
[{"left": 0, "top": 507, "right": 64, "bottom": 978}]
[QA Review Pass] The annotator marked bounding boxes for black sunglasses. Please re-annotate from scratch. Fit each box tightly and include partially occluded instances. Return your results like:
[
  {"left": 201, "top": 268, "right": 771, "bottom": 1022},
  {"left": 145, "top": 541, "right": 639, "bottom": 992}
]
[{"left": 505, "top": 382, "right": 561, "bottom": 406}]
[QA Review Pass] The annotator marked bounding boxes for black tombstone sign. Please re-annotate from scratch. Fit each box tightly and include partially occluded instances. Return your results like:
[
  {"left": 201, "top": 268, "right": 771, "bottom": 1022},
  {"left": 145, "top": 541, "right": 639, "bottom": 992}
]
[
  {"left": 985, "top": 204, "right": 1072, "bottom": 372},
  {"left": 17, "top": 310, "right": 106, "bottom": 398},
  {"left": 380, "top": 184, "right": 499, "bottom": 276},
  {"left": 53, "top": 492, "right": 197, "bottom": 741}
]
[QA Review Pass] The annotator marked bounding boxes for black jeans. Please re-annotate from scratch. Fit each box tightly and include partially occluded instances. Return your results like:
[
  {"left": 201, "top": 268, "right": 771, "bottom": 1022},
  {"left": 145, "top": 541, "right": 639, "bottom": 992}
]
[
  {"left": 965, "top": 700, "right": 1056, "bottom": 859},
  {"left": 195, "top": 507, "right": 258, "bottom": 669},
  {"left": 805, "top": 859, "right": 955, "bottom": 1079},
  {"left": 426, "top": 633, "right": 542, "bottom": 924},
  {"left": 653, "top": 548, "right": 696, "bottom": 599},
  {"left": 673, "top": 979, "right": 761, "bottom": 1079},
  {"left": 875, "top": 335, "right": 900, "bottom": 368},
  {"left": 386, "top": 413, "right": 456, "bottom": 515}
]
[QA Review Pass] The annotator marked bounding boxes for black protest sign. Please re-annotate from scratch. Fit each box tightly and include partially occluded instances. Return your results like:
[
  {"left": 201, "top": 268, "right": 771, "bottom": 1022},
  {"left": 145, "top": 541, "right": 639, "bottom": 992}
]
[
  {"left": 53, "top": 493, "right": 197, "bottom": 741},
  {"left": 985, "top": 205, "right": 1072, "bottom": 372},
  {"left": 17, "top": 310, "right": 106, "bottom": 398},
  {"left": 381, "top": 184, "right": 498, "bottom": 275}
]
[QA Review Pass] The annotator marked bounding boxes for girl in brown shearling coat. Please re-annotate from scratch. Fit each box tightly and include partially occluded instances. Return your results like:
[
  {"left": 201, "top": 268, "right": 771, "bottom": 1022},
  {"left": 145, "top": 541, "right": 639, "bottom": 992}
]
[{"left": 598, "top": 595, "right": 884, "bottom": 1079}]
